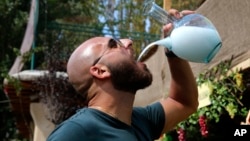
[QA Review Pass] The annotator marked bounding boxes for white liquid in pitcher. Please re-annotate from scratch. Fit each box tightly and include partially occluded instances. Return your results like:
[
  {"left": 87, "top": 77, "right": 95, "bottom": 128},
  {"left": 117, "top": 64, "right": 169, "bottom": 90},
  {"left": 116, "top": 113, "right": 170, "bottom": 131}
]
[
  {"left": 170, "top": 26, "right": 221, "bottom": 63},
  {"left": 137, "top": 26, "right": 222, "bottom": 63}
]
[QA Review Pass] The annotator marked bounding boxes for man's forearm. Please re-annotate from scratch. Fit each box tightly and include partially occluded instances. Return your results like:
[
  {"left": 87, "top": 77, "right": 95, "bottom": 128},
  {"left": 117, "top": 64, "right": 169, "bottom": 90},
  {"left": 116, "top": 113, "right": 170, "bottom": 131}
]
[{"left": 167, "top": 57, "right": 198, "bottom": 109}]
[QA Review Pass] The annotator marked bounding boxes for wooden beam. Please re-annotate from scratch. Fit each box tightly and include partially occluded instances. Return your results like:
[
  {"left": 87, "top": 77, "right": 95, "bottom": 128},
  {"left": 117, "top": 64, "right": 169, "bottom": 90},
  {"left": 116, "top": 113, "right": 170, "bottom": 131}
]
[{"left": 163, "top": 0, "right": 172, "bottom": 10}]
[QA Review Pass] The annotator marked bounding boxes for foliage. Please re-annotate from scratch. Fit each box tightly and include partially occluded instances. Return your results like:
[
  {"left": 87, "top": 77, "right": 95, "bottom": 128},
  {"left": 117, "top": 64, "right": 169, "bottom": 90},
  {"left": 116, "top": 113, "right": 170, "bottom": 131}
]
[
  {"left": 0, "top": 0, "right": 29, "bottom": 70},
  {"left": 0, "top": 0, "right": 29, "bottom": 140},
  {"left": 171, "top": 0, "right": 205, "bottom": 11},
  {"left": 165, "top": 58, "right": 249, "bottom": 141}
]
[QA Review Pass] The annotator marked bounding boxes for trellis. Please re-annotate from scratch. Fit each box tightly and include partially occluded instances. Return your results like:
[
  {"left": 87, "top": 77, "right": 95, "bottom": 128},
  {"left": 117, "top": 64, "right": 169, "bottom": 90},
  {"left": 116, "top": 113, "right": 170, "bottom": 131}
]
[{"left": 46, "top": 22, "right": 161, "bottom": 42}]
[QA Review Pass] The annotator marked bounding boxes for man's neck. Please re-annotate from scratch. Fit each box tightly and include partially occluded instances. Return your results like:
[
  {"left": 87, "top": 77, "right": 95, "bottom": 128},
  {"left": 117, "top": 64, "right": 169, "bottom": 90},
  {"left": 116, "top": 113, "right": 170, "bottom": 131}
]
[{"left": 88, "top": 91, "right": 135, "bottom": 125}]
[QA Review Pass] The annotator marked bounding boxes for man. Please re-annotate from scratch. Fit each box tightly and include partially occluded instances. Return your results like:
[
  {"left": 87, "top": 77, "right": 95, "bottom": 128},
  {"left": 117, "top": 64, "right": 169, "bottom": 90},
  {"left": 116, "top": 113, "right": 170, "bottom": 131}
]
[{"left": 47, "top": 9, "right": 198, "bottom": 141}]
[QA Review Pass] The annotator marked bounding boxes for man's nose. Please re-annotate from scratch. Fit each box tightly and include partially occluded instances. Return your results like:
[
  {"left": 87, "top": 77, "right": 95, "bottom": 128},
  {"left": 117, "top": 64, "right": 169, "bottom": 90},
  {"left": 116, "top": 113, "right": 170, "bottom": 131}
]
[{"left": 120, "top": 39, "right": 133, "bottom": 49}]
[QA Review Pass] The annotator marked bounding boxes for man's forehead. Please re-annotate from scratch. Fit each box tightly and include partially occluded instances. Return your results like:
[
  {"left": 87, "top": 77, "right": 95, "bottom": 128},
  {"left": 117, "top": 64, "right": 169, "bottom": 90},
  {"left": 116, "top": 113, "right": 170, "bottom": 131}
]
[
  {"left": 78, "top": 37, "right": 109, "bottom": 57},
  {"left": 87, "top": 37, "right": 111, "bottom": 44}
]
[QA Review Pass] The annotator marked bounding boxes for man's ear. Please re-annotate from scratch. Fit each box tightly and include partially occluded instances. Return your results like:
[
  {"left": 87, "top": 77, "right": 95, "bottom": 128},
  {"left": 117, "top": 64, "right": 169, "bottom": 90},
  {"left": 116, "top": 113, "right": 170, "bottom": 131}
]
[{"left": 89, "top": 64, "right": 111, "bottom": 79}]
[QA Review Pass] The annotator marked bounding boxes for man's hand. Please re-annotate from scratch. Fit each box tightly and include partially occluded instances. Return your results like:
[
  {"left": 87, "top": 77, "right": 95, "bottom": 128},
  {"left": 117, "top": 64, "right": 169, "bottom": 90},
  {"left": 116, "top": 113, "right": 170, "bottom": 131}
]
[
  {"left": 162, "top": 9, "right": 195, "bottom": 37},
  {"left": 162, "top": 9, "right": 195, "bottom": 54}
]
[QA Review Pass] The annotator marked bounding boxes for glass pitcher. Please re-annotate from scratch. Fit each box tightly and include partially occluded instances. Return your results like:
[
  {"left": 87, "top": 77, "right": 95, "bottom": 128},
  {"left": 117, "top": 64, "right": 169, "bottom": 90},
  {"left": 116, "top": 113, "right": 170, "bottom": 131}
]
[{"left": 137, "top": 0, "right": 222, "bottom": 63}]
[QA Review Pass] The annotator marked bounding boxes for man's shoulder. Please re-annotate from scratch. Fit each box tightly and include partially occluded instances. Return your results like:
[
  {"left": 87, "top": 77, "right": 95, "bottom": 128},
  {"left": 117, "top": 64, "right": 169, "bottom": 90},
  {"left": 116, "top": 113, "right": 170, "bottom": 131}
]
[
  {"left": 53, "top": 108, "right": 101, "bottom": 132},
  {"left": 68, "top": 108, "right": 99, "bottom": 124},
  {"left": 132, "top": 102, "right": 163, "bottom": 114}
]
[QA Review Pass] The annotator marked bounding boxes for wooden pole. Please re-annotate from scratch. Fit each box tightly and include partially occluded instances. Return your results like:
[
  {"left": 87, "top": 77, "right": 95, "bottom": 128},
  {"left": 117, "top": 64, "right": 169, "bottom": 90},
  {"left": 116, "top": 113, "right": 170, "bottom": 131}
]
[{"left": 163, "top": 0, "right": 172, "bottom": 10}]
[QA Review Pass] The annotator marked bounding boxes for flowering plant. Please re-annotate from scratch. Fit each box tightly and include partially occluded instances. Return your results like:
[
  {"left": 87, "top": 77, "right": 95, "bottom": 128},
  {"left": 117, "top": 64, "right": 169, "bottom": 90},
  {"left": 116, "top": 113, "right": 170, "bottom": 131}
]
[{"left": 164, "top": 58, "right": 249, "bottom": 141}]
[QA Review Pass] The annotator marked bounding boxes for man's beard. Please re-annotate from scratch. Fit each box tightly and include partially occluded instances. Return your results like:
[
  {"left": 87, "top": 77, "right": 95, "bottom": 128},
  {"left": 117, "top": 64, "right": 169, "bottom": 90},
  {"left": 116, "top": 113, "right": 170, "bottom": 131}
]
[{"left": 107, "top": 60, "right": 152, "bottom": 93}]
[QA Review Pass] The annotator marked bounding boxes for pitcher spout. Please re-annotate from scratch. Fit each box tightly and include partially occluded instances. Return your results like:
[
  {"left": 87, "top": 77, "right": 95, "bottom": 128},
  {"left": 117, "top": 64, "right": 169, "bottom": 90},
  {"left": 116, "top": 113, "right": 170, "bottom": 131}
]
[
  {"left": 154, "top": 37, "right": 172, "bottom": 50},
  {"left": 137, "top": 37, "right": 172, "bottom": 62}
]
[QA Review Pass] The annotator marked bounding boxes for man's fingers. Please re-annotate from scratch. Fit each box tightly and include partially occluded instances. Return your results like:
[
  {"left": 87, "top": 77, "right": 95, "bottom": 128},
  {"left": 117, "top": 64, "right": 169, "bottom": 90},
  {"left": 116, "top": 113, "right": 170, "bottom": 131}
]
[
  {"left": 162, "top": 23, "right": 173, "bottom": 37},
  {"left": 162, "top": 9, "right": 195, "bottom": 36},
  {"left": 180, "top": 10, "right": 195, "bottom": 16},
  {"left": 168, "top": 9, "right": 195, "bottom": 19},
  {"left": 168, "top": 9, "right": 181, "bottom": 18}
]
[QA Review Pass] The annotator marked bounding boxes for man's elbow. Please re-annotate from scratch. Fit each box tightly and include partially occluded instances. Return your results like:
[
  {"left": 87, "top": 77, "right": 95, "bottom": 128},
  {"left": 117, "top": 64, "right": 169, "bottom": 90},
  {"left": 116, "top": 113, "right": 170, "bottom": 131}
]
[
  {"left": 188, "top": 99, "right": 199, "bottom": 115},
  {"left": 192, "top": 100, "right": 199, "bottom": 112},
  {"left": 189, "top": 88, "right": 199, "bottom": 113}
]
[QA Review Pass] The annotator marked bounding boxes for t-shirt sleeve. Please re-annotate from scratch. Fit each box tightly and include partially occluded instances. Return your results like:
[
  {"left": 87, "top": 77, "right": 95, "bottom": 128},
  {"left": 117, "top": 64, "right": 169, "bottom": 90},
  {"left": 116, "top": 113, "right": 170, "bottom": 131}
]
[{"left": 132, "top": 102, "right": 165, "bottom": 139}]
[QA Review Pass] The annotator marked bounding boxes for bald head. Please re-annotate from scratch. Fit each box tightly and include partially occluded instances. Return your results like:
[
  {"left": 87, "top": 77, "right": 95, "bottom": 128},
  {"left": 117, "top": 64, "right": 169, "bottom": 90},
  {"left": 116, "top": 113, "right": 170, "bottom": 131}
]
[{"left": 67, "top": 37, "right": 108, "bottom": 95}]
